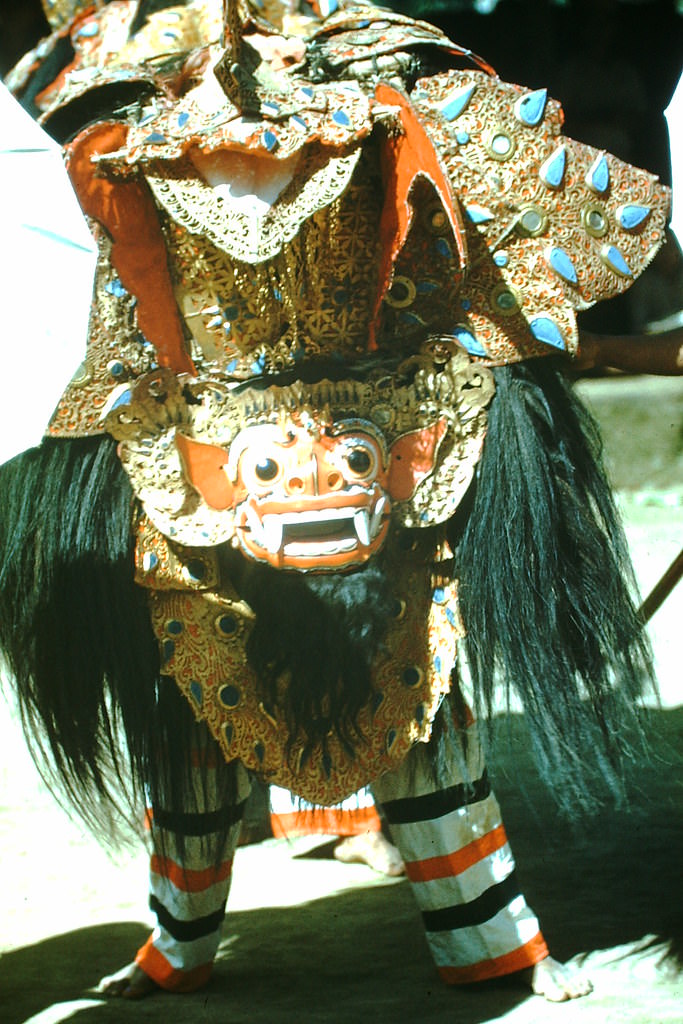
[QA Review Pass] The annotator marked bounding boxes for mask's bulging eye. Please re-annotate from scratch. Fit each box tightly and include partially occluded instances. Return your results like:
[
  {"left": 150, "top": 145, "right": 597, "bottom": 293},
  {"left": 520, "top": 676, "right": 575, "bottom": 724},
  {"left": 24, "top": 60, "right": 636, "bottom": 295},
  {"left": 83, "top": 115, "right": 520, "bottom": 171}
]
[
  {"left": 254, "top": 457, "right": 280, "bottom": 483},
  {"left": 341, "top": 439, "right": 378, "bottom": 480},
  {"left": 346, "top": 447, "right": 372, "bottom": 475}
]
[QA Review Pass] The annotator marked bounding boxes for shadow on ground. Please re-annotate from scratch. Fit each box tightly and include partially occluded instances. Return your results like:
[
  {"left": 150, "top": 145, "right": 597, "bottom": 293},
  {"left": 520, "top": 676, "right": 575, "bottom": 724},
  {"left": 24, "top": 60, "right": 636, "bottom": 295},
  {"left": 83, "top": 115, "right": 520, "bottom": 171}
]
[{"left": 1, "top": 709, "right": 680, "bottom": 1024}]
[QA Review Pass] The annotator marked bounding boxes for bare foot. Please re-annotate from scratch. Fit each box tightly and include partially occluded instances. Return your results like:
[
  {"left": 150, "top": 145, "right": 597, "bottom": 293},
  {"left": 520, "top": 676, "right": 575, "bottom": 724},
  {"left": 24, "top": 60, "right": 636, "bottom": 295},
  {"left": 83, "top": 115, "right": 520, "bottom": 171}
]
[
  {"left": 527, "top": 955, "right": 593, "bottom": 1002},
  {"left": 333, "top": 831, "right": 405, "bottom": 876},
  {"left": 98, "top": 962, "right": 159, "bottom": 999}
]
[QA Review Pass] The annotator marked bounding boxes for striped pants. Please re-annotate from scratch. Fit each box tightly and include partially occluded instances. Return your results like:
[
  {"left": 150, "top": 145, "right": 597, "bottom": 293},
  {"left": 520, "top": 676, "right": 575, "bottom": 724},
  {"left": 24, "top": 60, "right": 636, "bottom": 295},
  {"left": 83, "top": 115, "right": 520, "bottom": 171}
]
[{"left": 136, "top": 710, "right": 547, "bottom": 991}]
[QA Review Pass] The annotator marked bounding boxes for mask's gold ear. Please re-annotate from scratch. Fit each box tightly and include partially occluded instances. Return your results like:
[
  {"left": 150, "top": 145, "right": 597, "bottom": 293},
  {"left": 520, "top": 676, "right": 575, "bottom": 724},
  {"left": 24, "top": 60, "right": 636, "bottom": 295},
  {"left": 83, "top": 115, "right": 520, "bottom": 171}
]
[
  {"left": 387, "top": 417, "right": 448, "bottom": 501},
  {"left": 175, "top": 433, "right": 238, "bottom": 511}
]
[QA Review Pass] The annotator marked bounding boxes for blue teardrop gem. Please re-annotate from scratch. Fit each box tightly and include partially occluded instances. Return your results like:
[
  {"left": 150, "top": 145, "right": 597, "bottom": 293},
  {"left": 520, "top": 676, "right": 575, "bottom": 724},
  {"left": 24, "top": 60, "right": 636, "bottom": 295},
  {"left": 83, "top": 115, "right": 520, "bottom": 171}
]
[
  {"left": 177, "top": 112, "right": 189, "bottom": 128},
  {"left": 515, "top": 88, "right": 547, "bottom": 126},
  {"left": 451, "top": 325, "right": 487, "bottom": 358},
  {"left": 189, "top": 681, "right": 202, "bottom": 705},
  {"left": 602, "top": 245, "right": 633, "bottom": 278},
  {"left": 539, "top": 146, "right": 566, "bottom": 189},
  {"left": 466, "top": 204, "right": 495, "bottom": 224},
  {"left": 530, "top": 316, "right": 566, "bottom": 349},
  {"left": 617, "top": 204, "right": 651, "bottom": 231},
  {"left": 585, "top": 154, "right": 610, "bottom": 194},
  {"left": 548, "top": 246, "right": 578, "bottom": 285},
  {"left": 332, "top": 110, "right": 351, "bottom": 128},
  {"left": 439, "top": 83, "right": 476, "bottom": 121},
  {"left": 262, "top": 130, "right": 278, "bottom": 152}
]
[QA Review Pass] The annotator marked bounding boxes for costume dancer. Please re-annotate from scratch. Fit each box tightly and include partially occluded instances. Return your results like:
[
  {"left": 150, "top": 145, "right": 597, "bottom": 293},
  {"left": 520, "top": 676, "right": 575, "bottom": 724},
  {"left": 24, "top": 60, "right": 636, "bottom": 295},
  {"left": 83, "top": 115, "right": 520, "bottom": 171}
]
[{"left": 0, "top": 0, "right": 670, "bottom": 1004}]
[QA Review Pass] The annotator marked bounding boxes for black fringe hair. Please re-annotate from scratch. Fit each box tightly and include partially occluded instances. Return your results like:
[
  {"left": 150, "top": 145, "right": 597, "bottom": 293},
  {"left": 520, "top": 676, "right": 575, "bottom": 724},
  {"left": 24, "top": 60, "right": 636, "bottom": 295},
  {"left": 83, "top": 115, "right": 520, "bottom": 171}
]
[
  {"left": 455, "top": 358, "right": 655, "bottom": 814},
  {"left": 0, "top": 436, "right": 238, "bottom": 858},
  {"left": 219, "top": 546, "right": 397, "bottom": 761}
]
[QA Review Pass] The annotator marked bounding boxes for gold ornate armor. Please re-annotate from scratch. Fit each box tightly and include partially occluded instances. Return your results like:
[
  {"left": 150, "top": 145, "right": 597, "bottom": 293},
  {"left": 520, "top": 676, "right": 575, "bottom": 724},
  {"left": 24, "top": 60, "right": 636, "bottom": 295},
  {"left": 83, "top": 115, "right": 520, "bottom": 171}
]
[{"left": 20, "top": 0, "right": 669, "bottom": 802}]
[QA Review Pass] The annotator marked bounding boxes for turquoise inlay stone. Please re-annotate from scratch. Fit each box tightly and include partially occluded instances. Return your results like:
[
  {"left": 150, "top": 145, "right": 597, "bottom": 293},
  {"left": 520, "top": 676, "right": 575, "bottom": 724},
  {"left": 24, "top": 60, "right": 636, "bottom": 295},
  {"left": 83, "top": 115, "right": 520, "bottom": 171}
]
[
  {"left": 433, "top": 587, "right": 446, "bottom": 604},
  {"left": 144, "top": 133, "right": 167, "bottom": 145},
  {"left": 162, "top": 639, "right": 175, "bottom": 663},
  {"left": 332, "top": 110, "right": 352, "bottom": 128},
  {"left": 319, "top": 0, "right": 338, "bottom": 14},
  {"left": 446, "top": 607, "right": 458, "bottom": 627},
  {"left": 602, "top": 244, "right": 633, "bottom": 277},
  {"left": 163, "top": 30, "right": 178, "bottom": 41},
  {"left": 372, "top": 691, "right": 385, "bottom": 714},
  {"left": 177, "top": 112, "right": 189, "bottom": 129},
  {"left": 220, "top": 684, "right": 241, "bottom": 708},
  {"left": 460, "top": 298, "right": 472, "bottom": 311},
  {"left": 434, "top": 654, "right": 442, "bottom": 673},
  {"left": 539, "top": 146, "right": 567, "bottom": 188},
  {"left": 166, "top": 619, "right": 183, "bottom": 636},
  {"left": 434, "top": 237, "right": 453, "bottom": 258},
  {"left": 76, "top": 23, "right": 99, "bottom": 38},
  {"left": 452, "top": 325, "right": 487, "bottom": 357},
  {"left": 548, "top": 246, "right": 578, "bottom": 284},
  {"left": 386, "top": 728, "right": 397, "bottom": 752},
  {"left": 440, "top": 83, "right": 476, "bottom": 121},
  {"left": 262, "top": 101, "right": 280, "bottom": 116},
  {"left": 466, "top": 204, "right": 495, "bottom": 224},
  {"left": 107, "top": 359, "right": 125, "bottom": 378},
  {"left": 291, "top": 115, "right": 307, "bottom": 130},
  {"left": 617, "top": 204, "right": 651, "bottom": 230},
  {"left": 585, "top": 154, "right": 610, "bottom": 194},
  {"left": 515, "top": 88, "right": 548, "bottom": 126},
  {"left": 417, "top": 280, "right": 439, "bottom": 293},
  {"left": 262, "top": 129, "right": 278, "bottom": 151},
  {"left": 299, "top": 86, "right": 314, "bottom": 100},
  {"left": 456, "top": 130, "right": 470, "bottom": 144},
  {"left": 490, "top": 132, "right": 514, "bottom": 157},
  {"left": 142, "top": 551, "right": 158, "bottom": 572},
  {"left": 105, "top": 279, "right": 127, "bottom": 297},
  {"left": 530, "top": 316, "right": 566, "bottom": 349},
  {"left": 493, "top": 251, "right": 509, "bottom": 268},
  {"left": 189, "top": 681, "right": 202, "bottom": 705}
]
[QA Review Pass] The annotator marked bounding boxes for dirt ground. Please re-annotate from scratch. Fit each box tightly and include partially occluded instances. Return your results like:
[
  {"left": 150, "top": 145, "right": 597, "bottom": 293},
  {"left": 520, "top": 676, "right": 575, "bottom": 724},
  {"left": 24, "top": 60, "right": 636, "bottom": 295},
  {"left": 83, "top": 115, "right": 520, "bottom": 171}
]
[{"left": 0, "top": 374, "right": 681, "bottom": 1024}]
